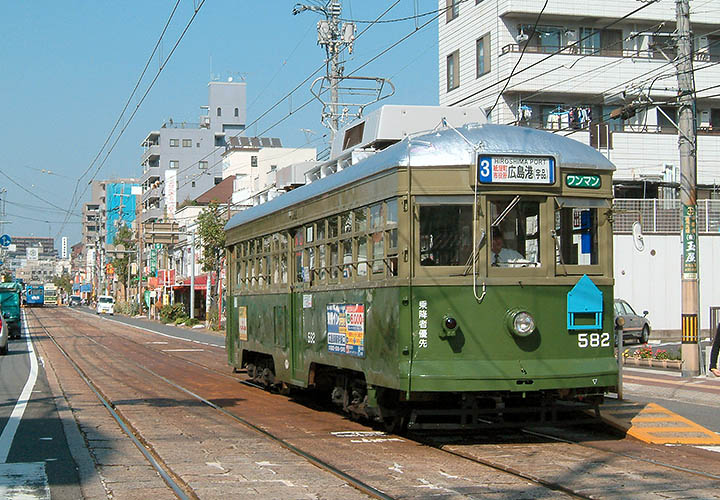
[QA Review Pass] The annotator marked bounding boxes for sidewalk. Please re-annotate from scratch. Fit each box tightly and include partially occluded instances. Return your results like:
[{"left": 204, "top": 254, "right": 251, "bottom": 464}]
[{"left": 73, "top": 307, "right": 226, "bottom": 348}]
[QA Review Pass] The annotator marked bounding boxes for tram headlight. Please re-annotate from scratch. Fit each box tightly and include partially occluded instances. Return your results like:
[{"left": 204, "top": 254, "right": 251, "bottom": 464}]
[{"left": 506, "top": 309, "right": 536, "bottom": 337}]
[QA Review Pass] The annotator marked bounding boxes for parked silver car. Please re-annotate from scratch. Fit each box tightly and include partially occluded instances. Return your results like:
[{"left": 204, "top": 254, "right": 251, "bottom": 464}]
[{"left": 614, "top": 299, "right": 651, "bottom": 344}]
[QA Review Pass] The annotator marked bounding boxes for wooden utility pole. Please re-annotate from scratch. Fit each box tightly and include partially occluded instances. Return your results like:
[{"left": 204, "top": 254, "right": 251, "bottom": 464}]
[{"left": 676, "top": 0, "right": 701, "bottom": 376}]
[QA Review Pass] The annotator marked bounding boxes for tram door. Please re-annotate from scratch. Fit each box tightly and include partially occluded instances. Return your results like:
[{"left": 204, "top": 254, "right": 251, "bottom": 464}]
[{"left": 289, "top": 228, "right": 308, "bottom": 385}]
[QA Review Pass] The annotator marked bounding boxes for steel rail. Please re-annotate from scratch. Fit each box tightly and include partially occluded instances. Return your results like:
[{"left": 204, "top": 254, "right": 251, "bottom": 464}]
[
  {"left": 31, "top": 308, "right": 395, "bottom": 500},
  {"left": 58, "top": 308, "right": 720, "bottom": 492},
  {"left": 522, "top": 428, "right": 720, "bottom": 481},
  {"left": 429, "top": 445, "right": 593, "bottom": 500},
  {"left": 27, "top": 309, "right": 195, "bottom": 500}
]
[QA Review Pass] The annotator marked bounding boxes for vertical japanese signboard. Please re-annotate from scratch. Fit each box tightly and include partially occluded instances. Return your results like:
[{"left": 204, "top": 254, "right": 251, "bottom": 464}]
[
  {"left": 165, "top": 169, "right": 177, "bottom": 219},
  {"left": 682, "top": 205, "right": 698, "bottom": 280},
  {"left": 150, "top": 247, "right": 157, "bottom": 275}
]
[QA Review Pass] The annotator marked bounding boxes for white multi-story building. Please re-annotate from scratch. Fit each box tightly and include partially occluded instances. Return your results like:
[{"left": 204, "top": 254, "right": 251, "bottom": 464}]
[
  {"left": 221, "top": 136, "right": 316, "bottom": 207},
  {"left": 438, "top": 0, "right": 720, "bottom": 197}
]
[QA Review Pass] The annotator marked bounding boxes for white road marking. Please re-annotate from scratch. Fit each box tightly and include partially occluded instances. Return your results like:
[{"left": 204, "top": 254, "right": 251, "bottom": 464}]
[
  {"left": 0, "top": 462, "right": 50, "bottom": 499},
  {"left": 145, "top": 342, "right": 169, "bottom": 345},
  {"left": 0, "top": 312, "right": 38, "bottom": 463},
  {"left": 71, "top": 309, "right": 224, "bottom": 348},
  {"left": 696, "top": 445, "right": 720, "bottom": 453}
]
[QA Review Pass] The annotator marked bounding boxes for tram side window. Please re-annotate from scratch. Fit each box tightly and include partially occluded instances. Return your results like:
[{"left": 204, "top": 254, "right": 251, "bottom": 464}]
[
  {"left": 386, "top": 199, "right": 399, "bottom": 276},
  {"left": 420, "top": 204, "right": 473, "bottom": 266},
  {"left": 554, "top": 207, "right": 598, "bottom": 266},
  {"left": 489, "top": 197, "right": 541, "bottom": 267}
]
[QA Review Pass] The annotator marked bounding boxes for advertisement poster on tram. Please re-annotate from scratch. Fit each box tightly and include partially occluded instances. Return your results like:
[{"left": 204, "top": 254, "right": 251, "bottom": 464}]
[
  {"left": 238, "top": 306, "right": 248, "bottom": 341},
  {"left": 327, "top": 303, "right": 365, "bottom": 357}
]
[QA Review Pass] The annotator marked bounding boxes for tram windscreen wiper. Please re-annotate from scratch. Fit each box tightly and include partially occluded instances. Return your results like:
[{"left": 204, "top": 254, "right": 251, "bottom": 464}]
[
  {"left": 461, "top": 229, "right": 486, "bottom": 276},
  {"left": 491, "top": 195, "right": 521, "bottom": 227}
]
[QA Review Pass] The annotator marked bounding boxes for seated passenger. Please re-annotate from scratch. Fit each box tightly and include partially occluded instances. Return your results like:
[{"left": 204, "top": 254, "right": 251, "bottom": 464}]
[{"left": 491, "top": 228, "right": 524, "bottom": 267}]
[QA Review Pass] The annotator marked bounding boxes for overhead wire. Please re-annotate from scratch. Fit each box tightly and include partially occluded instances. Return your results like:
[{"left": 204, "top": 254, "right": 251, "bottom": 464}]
[
  {"left": 487, "top": 0, "right": 549, "bottom": 116},
  {"left": 58, "top": 0, "right": 183, "bottom": 236},
  {"left": 169, "top": 1, "right": 419, "bottom": 194},
  {"left": 57, "top": 0, "right": 206, "bottom": 240}
]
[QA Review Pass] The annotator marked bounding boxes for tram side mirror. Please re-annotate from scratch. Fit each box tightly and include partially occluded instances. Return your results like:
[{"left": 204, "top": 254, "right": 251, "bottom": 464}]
[
  {"left": 632, "top": 221, "right": 645, "bottom": 252},
  {"left": 643, "top": 310, "right": 648, "bottom": 317}
]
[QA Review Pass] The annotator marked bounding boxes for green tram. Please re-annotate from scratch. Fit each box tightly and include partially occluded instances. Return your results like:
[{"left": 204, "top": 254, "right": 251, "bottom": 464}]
[{"left": 225, "top": 117, "right": 617, "bottom": 429}]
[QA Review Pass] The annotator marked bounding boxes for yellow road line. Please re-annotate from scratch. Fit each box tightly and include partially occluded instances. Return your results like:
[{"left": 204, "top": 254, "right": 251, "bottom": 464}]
[{"left": 600, "top": 402, "right": 720, "bottom": 445}]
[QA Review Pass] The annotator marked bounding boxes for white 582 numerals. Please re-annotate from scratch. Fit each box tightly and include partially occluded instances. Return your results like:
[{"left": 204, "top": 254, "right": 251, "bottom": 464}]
[{"left": 577, "top": 332, "right": 610, "bottom": 348}]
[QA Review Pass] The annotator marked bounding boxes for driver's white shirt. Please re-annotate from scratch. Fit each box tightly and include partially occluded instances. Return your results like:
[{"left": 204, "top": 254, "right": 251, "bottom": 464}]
[{"left": 492, "top": 248, "right": 525, "bottom": 266}]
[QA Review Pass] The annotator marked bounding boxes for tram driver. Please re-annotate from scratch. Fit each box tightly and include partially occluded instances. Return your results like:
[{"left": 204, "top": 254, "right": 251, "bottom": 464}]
[{"left": 491, "top": 228, "right": 524, "bottom": 267}]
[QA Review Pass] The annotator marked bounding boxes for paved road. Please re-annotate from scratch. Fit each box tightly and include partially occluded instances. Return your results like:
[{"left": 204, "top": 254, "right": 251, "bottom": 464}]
[{"left": 0, "top": 313, "right": 83, "bottom": 499}]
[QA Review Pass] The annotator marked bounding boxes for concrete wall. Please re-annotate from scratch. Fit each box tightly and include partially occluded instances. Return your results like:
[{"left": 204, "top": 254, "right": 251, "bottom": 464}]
[{"left": 614, "top": 234, "right": 720, "bottom": 335}]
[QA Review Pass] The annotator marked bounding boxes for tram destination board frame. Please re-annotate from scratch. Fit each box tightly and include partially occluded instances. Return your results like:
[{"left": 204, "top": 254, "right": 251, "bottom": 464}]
[{"left": 477, "top": 154, "right": 556, "bottom": 185}]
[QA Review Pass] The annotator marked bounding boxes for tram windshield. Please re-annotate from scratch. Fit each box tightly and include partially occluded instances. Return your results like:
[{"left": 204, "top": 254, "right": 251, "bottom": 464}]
[
  {"left": 554, "top": 198, "right": 603, "bottom": 266},
  {"left": 489, "top": 196, "right": 541, "bottom": 268}
]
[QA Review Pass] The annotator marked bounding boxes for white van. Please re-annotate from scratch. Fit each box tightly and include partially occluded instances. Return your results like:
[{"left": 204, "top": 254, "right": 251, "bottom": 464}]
[{"left": 96, "top": 296, "right": 115, "bottom": 315}]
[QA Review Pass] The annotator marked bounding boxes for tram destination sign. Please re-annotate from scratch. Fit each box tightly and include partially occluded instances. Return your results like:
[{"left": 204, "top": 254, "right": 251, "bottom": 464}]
[{"left": 477, "top": 155, "right": 555, "bottom": 185}]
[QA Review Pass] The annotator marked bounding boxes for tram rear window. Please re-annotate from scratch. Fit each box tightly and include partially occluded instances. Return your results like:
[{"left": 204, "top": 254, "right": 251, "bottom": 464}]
[
  {"left": 420, "top": 205, "right": 473, "bottom": 266},
  {"left": 554, "top": 207, "right": 598, "bottom": 266}
]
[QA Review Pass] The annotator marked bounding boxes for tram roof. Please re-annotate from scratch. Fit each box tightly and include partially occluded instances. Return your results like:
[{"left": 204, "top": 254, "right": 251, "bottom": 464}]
[{"left": 226, "top": 123, "right": 615, "bottom": 232}]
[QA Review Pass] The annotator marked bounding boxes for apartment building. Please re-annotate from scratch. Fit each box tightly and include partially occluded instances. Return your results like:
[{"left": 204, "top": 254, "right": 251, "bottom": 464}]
[
  {"left": 221, "top": 136, "right": 316, "bottom": 207},
  {"left": 438, "top": 0, "right": 720, "bottom": 197},
  {"left": 139, "top": 81, "right": 246, "bottom": 224}
]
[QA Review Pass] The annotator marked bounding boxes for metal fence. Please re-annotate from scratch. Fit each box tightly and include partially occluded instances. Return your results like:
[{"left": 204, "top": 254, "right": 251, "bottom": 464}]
[{"left": 613, "top": 199, "right": 720, "bottom": 233}]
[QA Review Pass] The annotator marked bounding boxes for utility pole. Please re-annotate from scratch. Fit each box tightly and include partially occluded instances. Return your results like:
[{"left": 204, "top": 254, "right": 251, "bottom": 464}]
[
  {"left": 190, "top": 229, "right": 195, "bottom": 319},
  {"left": 676, "top": 0, "right": 701, "bottom": 376},
  {"left": 294, "top": 0, "right": 356, "bottom": 143}
]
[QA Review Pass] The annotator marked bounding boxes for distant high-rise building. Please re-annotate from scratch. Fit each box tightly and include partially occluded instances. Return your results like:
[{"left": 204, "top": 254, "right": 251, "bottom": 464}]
[{"left": 61, "top": 237, "right": 68, "bottom": 260}]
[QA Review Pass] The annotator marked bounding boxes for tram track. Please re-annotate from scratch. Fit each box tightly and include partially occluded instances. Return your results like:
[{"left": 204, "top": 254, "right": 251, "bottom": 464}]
[
  {"left": 31, "top": 307, "right": 720, "bottom": 499},
  {"left": 29, "top": 308, "right": 392, "bottom": 500},
  {"left": 28, "top": 309, "right": 195, "bottom": 500}
]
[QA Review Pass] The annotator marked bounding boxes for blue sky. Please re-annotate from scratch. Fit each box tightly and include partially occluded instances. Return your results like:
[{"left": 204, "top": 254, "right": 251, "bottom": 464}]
[{"left": 0, "top": 1, "right": 439, "bottom": 249}]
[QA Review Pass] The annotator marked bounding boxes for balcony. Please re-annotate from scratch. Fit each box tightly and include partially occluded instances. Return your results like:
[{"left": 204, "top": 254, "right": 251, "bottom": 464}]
[
  {"left": 496, "top": 46, "right": 720, "bottom": 98},
  {"left": 494, "top": 0, "right": 712, "bottom": 25},
  {"left": 141, "top": 206, "right": 163, "bottom": 224},
  {"left": 141, "top": 144, "right": 161, "bottom": 165},
  {"left": 142, "top": 186, "right": 161, "bottom": 203},
  {"left": 540, "top": 125, "right": 720, "bottom": 186}
]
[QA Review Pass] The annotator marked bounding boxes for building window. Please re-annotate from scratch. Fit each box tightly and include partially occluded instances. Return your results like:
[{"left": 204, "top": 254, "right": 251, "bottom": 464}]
[
  {"left": 251, "top": 156, "right": 258, "bottom": 168},
  {"left": 199, "top": 161, "right": 208, "bottom": 170},
  {"left": 234, "top": 107, "right": 239, "bottom": 117},
  {"left": 446, "top": 50, "right": 459, "bottom": 91},
  {"left": 217, "top": 107, "right": 222, "bottom": 117},
  {"left": 446, "top": 0, "right": 459, "bottom": 22},
  {"left": 192, "top": 181, "right": 196, "bottom": 188},
  {"left": 169, "top": 139, "right": 179, "bottom": 147},
  {"left": 476, "top": 35, "right": 490, "bottom": 77},
  {"left": 196, "top": 142, "right": 200, "bottom": 147},
  {"left": 169, "top": 160, "right": 179, "bottom": 169},
  {"left": 214, "top": 177, "right": 222, "bottom": 185},
  {"left": 182, "top": 139, "right": 192, "bottom": 147}
]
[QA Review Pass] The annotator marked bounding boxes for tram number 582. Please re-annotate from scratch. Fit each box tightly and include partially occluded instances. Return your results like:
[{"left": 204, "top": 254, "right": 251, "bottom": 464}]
[{"left": 577, "top": 332, "right": 610, "bottom": 348}]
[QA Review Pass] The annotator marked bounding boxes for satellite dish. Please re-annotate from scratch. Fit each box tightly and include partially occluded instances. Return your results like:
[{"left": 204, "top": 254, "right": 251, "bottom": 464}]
[{"left": 632, "top": 221, "right": 645, "bottom": 252}]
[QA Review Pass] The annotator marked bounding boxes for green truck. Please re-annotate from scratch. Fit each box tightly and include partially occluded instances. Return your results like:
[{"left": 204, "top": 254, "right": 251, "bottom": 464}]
[{"left": 0, "top": 282, "right": 23, "bottom": 338}]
